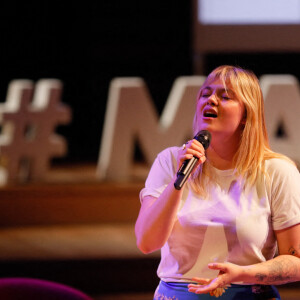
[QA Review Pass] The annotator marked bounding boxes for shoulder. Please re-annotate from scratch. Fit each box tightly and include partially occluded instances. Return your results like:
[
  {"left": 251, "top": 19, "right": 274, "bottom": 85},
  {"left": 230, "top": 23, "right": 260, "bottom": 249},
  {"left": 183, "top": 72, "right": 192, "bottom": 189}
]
[
  {"left": 264, "top": 157, "right": 299, "bottom": 177},
  {"left": 154, "top": 146, "right": 181, "bottom": 167},
  {"left": 141, "top": 146, "right": 180, "bottom": 199},
  {"left": 264, "top": 157, "right": 300, "bottom": 192},
  {"left": 265, "top": 158, "right": 300, "bottom": 230},
  {"left": 147, "top": 146, "right": 180, "bottom": 178}
]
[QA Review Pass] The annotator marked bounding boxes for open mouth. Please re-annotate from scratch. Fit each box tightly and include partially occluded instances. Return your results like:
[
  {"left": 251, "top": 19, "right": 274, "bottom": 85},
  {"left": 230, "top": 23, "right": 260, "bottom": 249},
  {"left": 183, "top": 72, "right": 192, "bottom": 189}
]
[{"left": 203, "top": 111, "right": 217, "bottom": 118}]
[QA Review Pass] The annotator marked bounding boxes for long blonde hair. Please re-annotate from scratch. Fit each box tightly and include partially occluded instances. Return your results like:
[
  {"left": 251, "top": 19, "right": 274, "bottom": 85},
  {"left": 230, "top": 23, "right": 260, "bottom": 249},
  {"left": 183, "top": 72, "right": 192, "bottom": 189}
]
[{"left": 190, "top": 65, "right": 292, "bottom": 194}]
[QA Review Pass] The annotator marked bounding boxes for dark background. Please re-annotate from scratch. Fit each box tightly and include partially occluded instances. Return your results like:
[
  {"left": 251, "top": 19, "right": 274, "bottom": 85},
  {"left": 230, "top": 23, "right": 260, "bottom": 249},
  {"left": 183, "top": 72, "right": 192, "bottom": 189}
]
[{"left": 1, "top": 1, "right": 300, "bottom": 163}]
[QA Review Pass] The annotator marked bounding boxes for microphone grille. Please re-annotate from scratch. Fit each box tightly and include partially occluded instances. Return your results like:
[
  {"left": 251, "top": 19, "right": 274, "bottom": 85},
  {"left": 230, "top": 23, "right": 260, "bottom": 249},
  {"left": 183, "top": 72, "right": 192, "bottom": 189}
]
[{"left": 194, "top": 130, "right": 211, "bottom": 150}]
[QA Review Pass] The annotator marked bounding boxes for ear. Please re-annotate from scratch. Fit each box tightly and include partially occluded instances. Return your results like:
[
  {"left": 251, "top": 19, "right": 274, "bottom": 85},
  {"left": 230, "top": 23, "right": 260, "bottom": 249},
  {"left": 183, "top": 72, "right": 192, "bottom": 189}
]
[{"left": 241, "top": 110, "right": 247, "bottom": 125}]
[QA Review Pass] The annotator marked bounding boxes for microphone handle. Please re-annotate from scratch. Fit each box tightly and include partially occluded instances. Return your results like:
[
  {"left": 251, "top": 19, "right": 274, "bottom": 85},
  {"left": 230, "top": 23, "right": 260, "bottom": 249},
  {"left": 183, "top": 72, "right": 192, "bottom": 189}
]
[{"left": 174, "top": 156, "right": 198, "bottom": 190}]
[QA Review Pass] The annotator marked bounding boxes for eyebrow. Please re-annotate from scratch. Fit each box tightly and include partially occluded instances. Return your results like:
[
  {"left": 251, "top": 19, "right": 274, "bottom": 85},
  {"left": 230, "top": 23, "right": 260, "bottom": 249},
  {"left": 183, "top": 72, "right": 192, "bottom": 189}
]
[{"left": 202, "top": 86, "right": 234, "bottom": 94}]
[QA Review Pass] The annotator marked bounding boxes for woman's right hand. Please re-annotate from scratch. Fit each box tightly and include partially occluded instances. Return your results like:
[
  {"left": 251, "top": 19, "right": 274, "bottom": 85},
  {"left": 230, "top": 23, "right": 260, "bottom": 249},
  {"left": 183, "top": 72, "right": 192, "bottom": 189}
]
[{"left": 177, "top": 139, "right": 207, "bottom": 173}]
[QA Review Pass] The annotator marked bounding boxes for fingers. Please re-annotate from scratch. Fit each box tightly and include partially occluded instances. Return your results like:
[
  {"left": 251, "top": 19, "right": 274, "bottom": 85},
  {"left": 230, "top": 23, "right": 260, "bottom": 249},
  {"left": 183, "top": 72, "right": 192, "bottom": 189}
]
[
  {"left": 188, "top": 263, "right": 237, "bottom": 296},
  {"left": 188, "top": 278, "right": 219, "bottom": 294},
  {"left": 188, "top": 277, "right": 212, "bottom": 290},
  {"left": 208, "top": 263, "right": 226, "bottom": 271},
  {"left": 178, "top": 139, "right": 206, "bottom": 164},
  {"left": 188, "top": 284, "right": 230, "bottom": 297},
  {"left": 185, "top": 139, "right": 205, "bottom": 158},
  {"left": 188, "top": 277, "right": 230, "bottom": 295},
  {"left": 188, "top": 264, "right": 232, "bottom": 294},
  {"left": 191, "top": 277, "right": 212, "bottom": 285}
]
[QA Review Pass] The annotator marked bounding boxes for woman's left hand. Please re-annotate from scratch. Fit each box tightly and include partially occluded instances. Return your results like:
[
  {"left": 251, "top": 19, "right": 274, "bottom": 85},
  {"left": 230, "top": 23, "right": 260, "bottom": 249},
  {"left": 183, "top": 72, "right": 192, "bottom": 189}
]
[{"left": 188, "top": 262, "right": 242, "bottom": 296}]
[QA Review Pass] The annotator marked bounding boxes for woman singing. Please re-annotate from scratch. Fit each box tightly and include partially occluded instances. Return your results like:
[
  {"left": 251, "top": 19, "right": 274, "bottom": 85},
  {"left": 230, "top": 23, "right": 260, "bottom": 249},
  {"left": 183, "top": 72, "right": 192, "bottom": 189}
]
[{"left": 135, "top": 65, "right": 300, "bottom": 299}]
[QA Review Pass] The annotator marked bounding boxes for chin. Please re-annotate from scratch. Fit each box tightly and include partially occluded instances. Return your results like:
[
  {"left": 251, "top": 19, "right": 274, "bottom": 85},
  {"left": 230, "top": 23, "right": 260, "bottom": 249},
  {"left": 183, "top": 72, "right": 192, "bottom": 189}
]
[{"left": 198, "top": 124, "right": 213, "bottom": 132}]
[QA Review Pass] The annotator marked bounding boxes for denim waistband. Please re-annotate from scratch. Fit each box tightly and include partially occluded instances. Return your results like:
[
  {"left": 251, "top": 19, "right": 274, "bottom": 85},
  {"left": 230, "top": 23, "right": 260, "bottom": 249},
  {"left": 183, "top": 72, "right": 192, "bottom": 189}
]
[{"left": 154, "top": 280, "right": 281, "bottom": 300}]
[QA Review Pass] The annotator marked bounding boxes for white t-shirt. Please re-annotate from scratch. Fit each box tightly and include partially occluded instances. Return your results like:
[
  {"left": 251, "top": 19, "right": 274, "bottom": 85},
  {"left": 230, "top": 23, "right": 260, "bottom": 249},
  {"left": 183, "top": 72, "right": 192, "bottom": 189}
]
[{"left": 140, "top": 146, "right": 300, "bottom": 282}]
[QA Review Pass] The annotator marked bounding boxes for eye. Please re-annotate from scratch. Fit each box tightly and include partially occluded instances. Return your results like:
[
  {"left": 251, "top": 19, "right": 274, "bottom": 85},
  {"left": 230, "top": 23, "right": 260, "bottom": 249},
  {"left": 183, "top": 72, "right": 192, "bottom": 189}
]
[
  {"left": 221, "top": 94, "right": 231, "bottom": 100},
  {"left": 202, "top": 93, "right": 210, "bottom": 98},
  {"left": 200, "top": 88, "right": 212, "bottom": 98}
]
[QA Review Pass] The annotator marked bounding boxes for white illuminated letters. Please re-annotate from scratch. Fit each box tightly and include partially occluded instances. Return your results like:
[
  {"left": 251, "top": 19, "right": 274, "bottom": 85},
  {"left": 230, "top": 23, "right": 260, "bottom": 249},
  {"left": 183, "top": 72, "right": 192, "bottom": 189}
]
[
  {"left": 260, "top": 75, "right": 300, "bottom": 164},
  {"left": 97, "top": 76, "right": 206, "bottom": 180},
  {"left": 98, "top": 74, "right": 300, "bottom": 181}
]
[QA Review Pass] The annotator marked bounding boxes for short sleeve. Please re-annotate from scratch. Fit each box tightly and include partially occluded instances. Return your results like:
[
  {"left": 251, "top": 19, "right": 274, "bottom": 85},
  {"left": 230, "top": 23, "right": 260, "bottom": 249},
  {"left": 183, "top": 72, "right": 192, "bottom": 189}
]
[
  {"left": 139, "top": 147, "right": 179, "bottom": 202},
  {"left": 267, "top": 159, "right": 300, "bottom": 230}
]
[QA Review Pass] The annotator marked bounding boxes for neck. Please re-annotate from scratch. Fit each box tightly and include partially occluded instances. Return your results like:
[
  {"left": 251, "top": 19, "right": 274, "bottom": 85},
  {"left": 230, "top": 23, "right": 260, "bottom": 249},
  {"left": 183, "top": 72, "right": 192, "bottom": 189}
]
[
  {"left": 207, "top": 149, "right": 234, "bottom": 170},
  {"left": 206, "top": 133, "right": 240, "bottom": 170}
]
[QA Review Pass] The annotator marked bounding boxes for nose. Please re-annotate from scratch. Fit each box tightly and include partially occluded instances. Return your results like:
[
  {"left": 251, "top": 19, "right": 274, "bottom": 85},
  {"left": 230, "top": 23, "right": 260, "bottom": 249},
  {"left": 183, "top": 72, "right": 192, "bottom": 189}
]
[{"left": 207, "top": 94, "right": 218, "bottom": 106}]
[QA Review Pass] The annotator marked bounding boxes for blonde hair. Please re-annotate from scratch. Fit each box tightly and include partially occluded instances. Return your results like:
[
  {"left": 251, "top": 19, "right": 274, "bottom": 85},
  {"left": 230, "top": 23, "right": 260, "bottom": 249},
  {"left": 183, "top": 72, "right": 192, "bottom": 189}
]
[{"left": 190, "top": 65, "right": 292, "bottom": 194}]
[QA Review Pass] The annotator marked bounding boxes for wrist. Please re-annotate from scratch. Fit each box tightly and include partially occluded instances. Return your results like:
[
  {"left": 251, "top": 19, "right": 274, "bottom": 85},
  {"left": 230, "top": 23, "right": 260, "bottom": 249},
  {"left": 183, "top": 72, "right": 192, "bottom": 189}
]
[{"left": 238, "top": 265, "right": 262, "bottom": 284}]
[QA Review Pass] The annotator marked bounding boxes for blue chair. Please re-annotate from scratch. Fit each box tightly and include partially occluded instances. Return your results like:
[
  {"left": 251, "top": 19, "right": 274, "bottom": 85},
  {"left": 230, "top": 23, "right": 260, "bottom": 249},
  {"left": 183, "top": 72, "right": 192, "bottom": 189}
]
[{"left": 0, "top": 277, "right": 93, "bottom": 300}]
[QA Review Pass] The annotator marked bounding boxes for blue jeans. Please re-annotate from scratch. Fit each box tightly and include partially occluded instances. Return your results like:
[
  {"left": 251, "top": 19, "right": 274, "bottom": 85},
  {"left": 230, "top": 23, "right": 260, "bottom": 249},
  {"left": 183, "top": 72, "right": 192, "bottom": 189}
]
[{"left": 154, "top": 280, "right": 281, "bottom": 300}]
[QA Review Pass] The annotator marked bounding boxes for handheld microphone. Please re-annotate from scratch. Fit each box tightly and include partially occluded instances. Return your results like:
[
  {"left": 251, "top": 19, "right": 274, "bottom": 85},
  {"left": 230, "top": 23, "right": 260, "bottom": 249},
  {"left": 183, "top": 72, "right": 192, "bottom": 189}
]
[{"left": 174, "top": 130, "right": 211, "bottom": 190}]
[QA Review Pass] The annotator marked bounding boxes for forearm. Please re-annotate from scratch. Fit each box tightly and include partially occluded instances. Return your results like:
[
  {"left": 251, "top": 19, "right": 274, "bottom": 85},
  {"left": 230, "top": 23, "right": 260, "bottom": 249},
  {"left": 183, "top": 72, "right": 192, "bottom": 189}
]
[
  {"left": 135, "top": 176, "right": 182, "bottom": 253},
  {"left": 241, "top": 255, "right": 300, "bottom": 285}
]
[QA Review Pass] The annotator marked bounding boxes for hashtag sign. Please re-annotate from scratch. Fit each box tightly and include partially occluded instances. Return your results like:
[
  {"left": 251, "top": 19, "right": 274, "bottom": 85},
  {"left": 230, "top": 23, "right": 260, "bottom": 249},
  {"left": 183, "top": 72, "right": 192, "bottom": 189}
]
[{"left": 0, "top": 79, "right": 72, "bottom": 184}]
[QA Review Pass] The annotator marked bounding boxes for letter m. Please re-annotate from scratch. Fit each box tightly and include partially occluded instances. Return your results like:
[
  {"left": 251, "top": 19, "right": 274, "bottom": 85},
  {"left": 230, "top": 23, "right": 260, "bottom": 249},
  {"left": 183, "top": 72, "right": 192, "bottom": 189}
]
[{"left": 97, "top": 76, "right": 206, "bottom": 180}]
